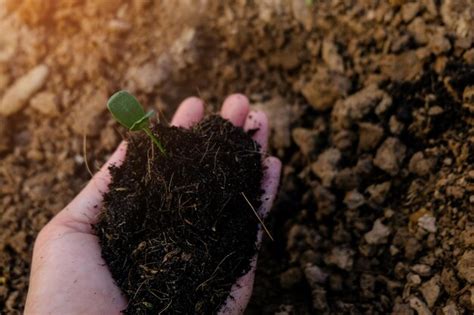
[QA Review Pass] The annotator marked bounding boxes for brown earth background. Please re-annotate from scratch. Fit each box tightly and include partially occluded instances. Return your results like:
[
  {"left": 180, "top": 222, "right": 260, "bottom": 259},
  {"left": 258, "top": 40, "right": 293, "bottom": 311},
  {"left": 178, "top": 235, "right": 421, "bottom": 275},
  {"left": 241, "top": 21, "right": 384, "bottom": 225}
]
[{"left": 0, "top": 0, "right": 473, "bottom": 314}]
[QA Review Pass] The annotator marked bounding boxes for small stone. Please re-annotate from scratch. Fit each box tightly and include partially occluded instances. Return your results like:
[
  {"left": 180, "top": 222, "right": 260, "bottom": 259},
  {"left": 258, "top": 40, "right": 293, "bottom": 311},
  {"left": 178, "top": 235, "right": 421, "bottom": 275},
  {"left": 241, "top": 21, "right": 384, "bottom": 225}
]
[
  {"left": 442, "top": 302, "right": 459, "bottom": 315},
  {"left": 456, "top": 250, "right": 474, "bottom": 283},
  {"left": 429, "top": 29, "right": 452, "bottom": 55},
  {"left": 292, "top": 128, "right": 319, "bottom": 156},
  {"left": 333, "top": 129, "right": 355, "bottom": 151},
  {"left": 461, "top": 226, "right": 474, "bottom": 246},
  {"left": 74, "top": 155, "right": 84, "bottom": 165},
  {"left": 389, "top": 115, "right": 404, "bottom": 135},
  {"left": 426, "top": 233, "right": 437, "bottom": 248},
  {"left": 380, "top": 51, "right": 423, "bottom": 82},
  {"left": 408, "top": 17, "right": 428, "bottom": 45},
  {"left": 304, "top": 263, "right": 328, "bottom": 287},
  {"left": 344, "top": 190, "right": 365, "bottom": 209},
  {"left": 374, "top": 137, "right": 407, "bottom": 176},
  {"left": 401, "top": 2, "right": 420, "bottom": 22},
  {"left": 287, "top": 224, "right": 321, "bottom": 255},
  {"left": 464, "top": 49, "right": 474, "bottom": 64},
  {"left": 385, "top": 208, "right": 395, "bottom": 219},
  {"left": 464, "top": 86, "right": 474, "bottom": 103},
  {"left": 390, "top": 245, "right": 400, "bottom": 256},
  {"left": 443, "top": 157, "right": 453, "bottom": 165},
  {"left": 409, "top": 208, "right": 433, "bottom": 229},
  {"left": 411, "top": 264, "right": 431, "bottom": 277},
  {"left": 405, "top": 237, "right": 422, "bottom": 260},
  {"left": 408, "top": 152, "right": 436, "bottom": 176},
  {"left": 0, "top": 64, "right": 49, "bottom": 116},
  {"left": 440, "top": 268, "right": 460, "bottom": 295},
  {"left": 395, "top": 262, "right": 409, "bottom": 279},
  {"left": 446, "top": 186, "right": 465, "bottom": 199},
  {"left": 322, "top": 39, "right": 344, "bottom": 73},
  {"left": 434, "top": 56, "right": 448, "bottom": 74},
  {"left": 108, "top": 19, "right": 131, "bottom": 32},
  {"left": 311, "top": 148, "right": 341, "bottom": 187},
  {"left": 428, "top": 106, "right": 444, "bottom": 116},
  {"left": 417, "top": 215, "right": 437, "bottom": 233},
  {"left": 407, "top": 273, "right": 422, "bottom": 286},
  {"left": 354, "top": 155, "right": 374, "bottom": 176},
  {"left": 367, "top": 181, "right": 391, "bottom": 204},
  {"left": 408, "top": 296, "right": 432, "bottom": 315},
  {"left": 364, "top": 219, "right": 391, "bottom": 244},
  {"left": 358, "top": 122, "right": 384, "bottom": 151},
  {"left": 420, "top": 276, "right": 440, "bottom": 308},
  {"left": 332, "top": 85, "right": 391, "bottom": 129},
  {"left": 324, "top": 247, "right": 354, "bottom": 271},
  {"left": 313, "top": 184, "right": 336, "bottom": 219},
  {"left": 302, "top": 68, "right": 350, "bottom": 111},
  {"left": 30, "top": 92, "right": 58, "bottom": 116},
  {"left": 280, "top": 267, "right": 303, "bottom": 289}
]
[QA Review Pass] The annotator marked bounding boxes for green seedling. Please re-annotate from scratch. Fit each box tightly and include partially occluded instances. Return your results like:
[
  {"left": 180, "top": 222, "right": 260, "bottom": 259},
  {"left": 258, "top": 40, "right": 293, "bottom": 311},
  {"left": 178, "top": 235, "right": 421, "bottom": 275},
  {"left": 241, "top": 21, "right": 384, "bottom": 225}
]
[{"left": 107, "top": 90, "right": 166, "bottom": 154}]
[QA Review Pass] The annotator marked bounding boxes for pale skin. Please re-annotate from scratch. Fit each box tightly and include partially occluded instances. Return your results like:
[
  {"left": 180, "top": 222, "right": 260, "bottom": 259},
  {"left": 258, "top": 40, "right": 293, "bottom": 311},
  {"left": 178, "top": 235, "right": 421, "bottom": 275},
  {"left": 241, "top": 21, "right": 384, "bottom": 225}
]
[{"left": 25, "top": 94, "right": 282, "bottom": 315}]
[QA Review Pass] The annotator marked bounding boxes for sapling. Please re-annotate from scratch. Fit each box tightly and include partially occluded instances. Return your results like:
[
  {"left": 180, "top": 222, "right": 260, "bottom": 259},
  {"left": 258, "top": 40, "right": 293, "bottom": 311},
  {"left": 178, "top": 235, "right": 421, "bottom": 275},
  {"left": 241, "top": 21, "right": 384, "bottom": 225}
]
[{"left": 107, "top": 90, "right": 166, "bottom": 154}]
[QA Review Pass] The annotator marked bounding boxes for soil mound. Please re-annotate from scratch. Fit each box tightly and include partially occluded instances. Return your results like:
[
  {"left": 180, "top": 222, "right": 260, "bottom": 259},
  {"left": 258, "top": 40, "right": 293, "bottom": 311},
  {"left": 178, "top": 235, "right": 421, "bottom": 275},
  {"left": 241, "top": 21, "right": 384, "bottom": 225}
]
[{"left": 95, "top": 115, "right": 263, "bottom": 314}]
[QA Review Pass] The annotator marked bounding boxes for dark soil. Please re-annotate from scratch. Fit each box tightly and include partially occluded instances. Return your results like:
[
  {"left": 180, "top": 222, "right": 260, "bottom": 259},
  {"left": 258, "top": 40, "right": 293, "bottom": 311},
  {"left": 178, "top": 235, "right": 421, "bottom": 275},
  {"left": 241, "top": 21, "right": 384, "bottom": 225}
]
[{"left": 95, "top": 115, "right": 263, "bottom": 314}]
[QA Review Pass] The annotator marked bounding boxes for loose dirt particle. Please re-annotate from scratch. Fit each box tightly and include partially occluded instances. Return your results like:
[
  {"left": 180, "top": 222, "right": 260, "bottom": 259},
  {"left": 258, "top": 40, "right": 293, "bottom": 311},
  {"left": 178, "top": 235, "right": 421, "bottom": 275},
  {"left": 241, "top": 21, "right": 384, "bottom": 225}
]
[
  {"left": 0, "top": 64, "right": 49, "bottom": 116},
  {"left": 324, "top": 247, "right": 354, "bottom": 271},
  {"left": 420, "top": 275, "right": 440, "bottom": 308},
  {"left": 456, "top": 250, "right": 474, "bottom": 283},
  {"left": 358, "top": 122, "right": 384, "bottom": 151},
  {"left": 373, "top": 137, "right": 407, "bottom": 176},
  {"left": 409, "top": 296, "right": 432, "bottom": 315},
  {"left": 311, "top": 148, "right": 341, "bottom": 187},
  {"left": 364, "top": 219, "right": 391, "bottom": 245}
]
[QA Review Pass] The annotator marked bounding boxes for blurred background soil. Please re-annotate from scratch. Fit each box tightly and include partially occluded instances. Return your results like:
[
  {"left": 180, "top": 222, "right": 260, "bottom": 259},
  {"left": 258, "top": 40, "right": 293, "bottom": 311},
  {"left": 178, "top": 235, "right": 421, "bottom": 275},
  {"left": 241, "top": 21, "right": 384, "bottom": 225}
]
[{"left": 0, "top": 0, "right": 473, "bottom": 314}]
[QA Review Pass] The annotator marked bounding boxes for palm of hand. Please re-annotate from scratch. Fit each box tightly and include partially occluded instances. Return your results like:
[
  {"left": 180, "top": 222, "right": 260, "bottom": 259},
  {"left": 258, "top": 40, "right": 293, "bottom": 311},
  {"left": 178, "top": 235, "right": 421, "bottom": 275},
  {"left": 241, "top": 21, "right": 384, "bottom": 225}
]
[{"left": 25, "top": 94, "right": 281, "bottom": 315}]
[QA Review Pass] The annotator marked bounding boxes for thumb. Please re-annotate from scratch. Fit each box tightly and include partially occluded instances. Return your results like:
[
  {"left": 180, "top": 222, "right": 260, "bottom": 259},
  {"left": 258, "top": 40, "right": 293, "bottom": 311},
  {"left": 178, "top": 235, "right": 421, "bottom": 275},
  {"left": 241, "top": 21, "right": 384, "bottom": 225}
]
[{"left": 52, "top": 141, "right": 127, "bottom": 232}]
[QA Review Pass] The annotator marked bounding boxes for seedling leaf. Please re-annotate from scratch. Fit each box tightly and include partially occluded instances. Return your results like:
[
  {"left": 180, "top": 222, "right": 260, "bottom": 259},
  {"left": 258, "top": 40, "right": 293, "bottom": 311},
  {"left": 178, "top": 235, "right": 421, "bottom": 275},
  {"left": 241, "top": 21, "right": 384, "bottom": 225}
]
[
  {"left": 131, "top": 110, "right": 155, "bottom": 131},
  {"left": 107, "top": 90, "right": 166, "bottom": 155},
  {"left": 107, "top": 91, "right": 147, "bottom": 130}
]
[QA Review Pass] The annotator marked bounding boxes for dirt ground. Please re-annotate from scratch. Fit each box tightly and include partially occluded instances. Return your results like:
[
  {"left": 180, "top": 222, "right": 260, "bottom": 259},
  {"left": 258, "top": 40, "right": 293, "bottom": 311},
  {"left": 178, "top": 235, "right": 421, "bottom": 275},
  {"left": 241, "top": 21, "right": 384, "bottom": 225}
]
[{"left": 0, "top": 0, "right": 473, "bottom": 314}]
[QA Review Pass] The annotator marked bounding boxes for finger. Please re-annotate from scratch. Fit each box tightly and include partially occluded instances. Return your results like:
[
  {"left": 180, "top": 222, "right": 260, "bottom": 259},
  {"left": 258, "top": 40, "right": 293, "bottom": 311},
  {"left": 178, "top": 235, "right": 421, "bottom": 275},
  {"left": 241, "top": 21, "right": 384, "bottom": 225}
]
[
  {"left": 259, "top": 156, "right": 281, "bottom": 218},
  {"left": 244, "top": 110, "right": 269, "bottom": 152},
  {"left": 54, "top": 142, "right": 127, "bottom": 230},
  {"left": 221, "top": 94, "right": 249, "bottom": 127},
  {"left": 218, "top": 157, "right": 281, "bottom": 314},
  {"left": 171, "top": 97, "right": 204, "bottom": 128},
  {"left": 218, "top": 253, "right": 258, "bottom": 315}
]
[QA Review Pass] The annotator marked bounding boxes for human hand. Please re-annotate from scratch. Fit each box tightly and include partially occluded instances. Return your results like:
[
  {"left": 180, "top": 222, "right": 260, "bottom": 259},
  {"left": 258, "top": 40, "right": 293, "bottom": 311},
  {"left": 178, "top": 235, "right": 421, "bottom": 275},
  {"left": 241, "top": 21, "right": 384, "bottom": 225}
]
[{"left": 25, "top": 94, "right": 281, "bottom": 315}]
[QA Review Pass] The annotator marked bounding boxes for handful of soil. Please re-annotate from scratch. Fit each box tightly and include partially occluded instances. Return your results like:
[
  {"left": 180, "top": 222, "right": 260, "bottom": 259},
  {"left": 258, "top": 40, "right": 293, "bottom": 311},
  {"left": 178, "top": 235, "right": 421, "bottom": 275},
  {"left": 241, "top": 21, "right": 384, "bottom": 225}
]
[{"left": 95, "top": 115, "right": 264, "bottom": 314}]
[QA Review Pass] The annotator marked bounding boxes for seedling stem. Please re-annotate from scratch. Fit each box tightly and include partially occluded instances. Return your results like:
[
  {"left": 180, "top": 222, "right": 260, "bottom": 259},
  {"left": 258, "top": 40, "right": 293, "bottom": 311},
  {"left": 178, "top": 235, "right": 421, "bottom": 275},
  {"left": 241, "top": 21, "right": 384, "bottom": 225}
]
[{"left": 143, "top": 126, "right": 166, "bottom": 154}]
